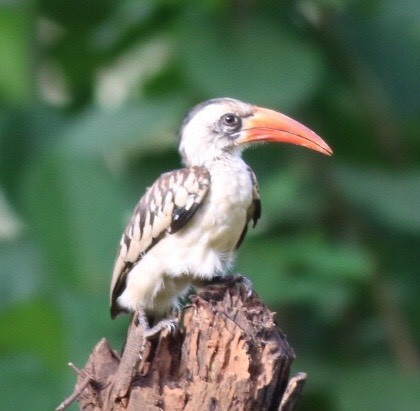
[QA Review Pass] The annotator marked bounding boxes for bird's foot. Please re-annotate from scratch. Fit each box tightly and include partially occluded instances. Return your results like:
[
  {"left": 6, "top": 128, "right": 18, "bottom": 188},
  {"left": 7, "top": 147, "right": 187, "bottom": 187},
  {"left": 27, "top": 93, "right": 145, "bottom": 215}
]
[
  {"left": 143, "top": 318, "right": 178, "bottom": 339},
  {"left": 136, "top": 308, "right": 178, "bottom": 339},
  {"left": 226, "top": 273, "right": 254, "bottom": 298}
]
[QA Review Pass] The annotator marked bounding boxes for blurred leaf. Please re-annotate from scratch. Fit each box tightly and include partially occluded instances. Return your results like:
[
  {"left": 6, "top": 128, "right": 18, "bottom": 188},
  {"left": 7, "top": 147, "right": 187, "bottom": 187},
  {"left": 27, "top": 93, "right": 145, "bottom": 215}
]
[
  {"left": 0, "top": 188, "right": 23, "bottom": 239},
  {"left": 0, "top": 4, "right": 32, "bottom": 102},
  {"left": 60, "top": 99, "right": 187, "bottom": 159},
  {"left": 237, "top": 235, "right": 367, "bottom": 319},
  {"left": 337, "top": 365, "right": 420, "bottom": 411},
  {"left": 40, "top": 0, "right": 116, "bottom": 28},
  {"left": 335, "top": 165, "right": 420, "bottom": 233},
  {"left": 0, "top": 239, "right": 44, "bottom": 309},
  {"left": 0, "top": 355, "right": 66, "bottom": 411},
  {"left": 279, "top": 235, "right": 374, "bottom": 281},
  {"left": 178, "top": 11, "right": 325, "bottom": 108},
  {"left": 55, "top": 289, "right": 130, "bottom": 362},
  {"left": 257, "top": 165, "right": 324, "bottom": 227},
  {"left": 0, "top": 299, "right": 64, "bottom": 370},
  {"left": 338, "top": 0, "right": 420, "bottom": 118},
  {"left": 0, "top": 106, "right": 68, "bottom": 196},
  {"left": 20, "top": 152, "right": 128, "bottom": 289},
  {"left": 293, "top": 358, "right": 420, "bottom": 411}
]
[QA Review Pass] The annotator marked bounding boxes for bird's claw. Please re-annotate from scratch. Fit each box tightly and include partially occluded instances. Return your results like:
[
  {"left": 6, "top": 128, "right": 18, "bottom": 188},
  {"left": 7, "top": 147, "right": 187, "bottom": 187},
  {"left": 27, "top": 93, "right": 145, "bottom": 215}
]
[
  {"left": 229, "top": 274, "right": 254, "bottom": 298},
  {"left": 143, "top": 318, "right": 178, "bottom": 339},
  {"left": 162, "top": 318, "right": 178, "bottom": 334}
]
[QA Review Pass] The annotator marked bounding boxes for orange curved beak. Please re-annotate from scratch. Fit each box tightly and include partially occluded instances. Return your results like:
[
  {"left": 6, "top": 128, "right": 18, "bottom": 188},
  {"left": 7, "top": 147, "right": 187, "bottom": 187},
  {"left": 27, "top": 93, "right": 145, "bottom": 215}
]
[{"left": 236, "top": 106, "right": 333, "bottom": 156}]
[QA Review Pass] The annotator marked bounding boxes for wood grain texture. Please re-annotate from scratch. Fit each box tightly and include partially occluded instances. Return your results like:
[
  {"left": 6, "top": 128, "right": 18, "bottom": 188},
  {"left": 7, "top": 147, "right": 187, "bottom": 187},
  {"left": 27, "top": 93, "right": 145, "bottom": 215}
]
[{"left": 71, "top": 281, "right": 305, "bottom": 411}]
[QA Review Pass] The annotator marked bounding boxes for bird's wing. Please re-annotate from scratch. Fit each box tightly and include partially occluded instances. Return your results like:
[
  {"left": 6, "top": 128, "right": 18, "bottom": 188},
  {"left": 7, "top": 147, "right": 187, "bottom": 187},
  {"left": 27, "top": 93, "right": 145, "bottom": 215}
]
[
  {"left": 110, "top": 166, "right": 211, "bottom": 317},
  {"left": 235, "top": 167, "right": 261, "bottom": 249},
  {"left": 248, "top": 167, "right": 261, "bottom": 227}
]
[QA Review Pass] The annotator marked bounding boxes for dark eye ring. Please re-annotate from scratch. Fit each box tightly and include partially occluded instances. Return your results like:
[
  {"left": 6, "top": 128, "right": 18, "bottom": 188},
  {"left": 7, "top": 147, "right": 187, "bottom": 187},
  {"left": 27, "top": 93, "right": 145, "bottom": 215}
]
[{"left": 220, "top": 113, "right": 241, "bottom": 130}]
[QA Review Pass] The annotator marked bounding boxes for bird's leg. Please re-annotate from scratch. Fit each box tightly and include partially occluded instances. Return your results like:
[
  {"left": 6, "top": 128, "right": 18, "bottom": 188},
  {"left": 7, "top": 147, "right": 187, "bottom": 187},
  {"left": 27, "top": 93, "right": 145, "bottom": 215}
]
[
  {"left": 136, "top": 307, "right": 150, "bottom": 331},
  {"left": 136, "top": 307, "right": 178, "bottom": 342},
  {"left": 230, "top": 274, "right": 254, "bottom": 296}
]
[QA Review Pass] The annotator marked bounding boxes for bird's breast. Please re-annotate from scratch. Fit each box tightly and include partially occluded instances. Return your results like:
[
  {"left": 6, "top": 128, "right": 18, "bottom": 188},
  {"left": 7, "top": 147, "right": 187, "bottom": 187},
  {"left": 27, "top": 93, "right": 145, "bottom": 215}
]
[{"left": 196, "top": 158, "right": 253, "bottom": 250}]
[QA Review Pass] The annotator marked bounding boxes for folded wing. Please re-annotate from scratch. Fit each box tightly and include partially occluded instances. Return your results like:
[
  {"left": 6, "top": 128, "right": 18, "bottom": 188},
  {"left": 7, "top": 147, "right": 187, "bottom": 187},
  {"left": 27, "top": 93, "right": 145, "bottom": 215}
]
[{"left": 110, "top": 166, "right": 210, "bottom": 318}]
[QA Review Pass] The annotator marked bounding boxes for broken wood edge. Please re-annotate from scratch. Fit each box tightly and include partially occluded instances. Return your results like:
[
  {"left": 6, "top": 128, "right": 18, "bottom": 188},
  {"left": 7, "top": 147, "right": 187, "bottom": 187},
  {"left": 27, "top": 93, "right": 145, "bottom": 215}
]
[{"left": 279, "top": 372, "right": 307, "bottom": 411}]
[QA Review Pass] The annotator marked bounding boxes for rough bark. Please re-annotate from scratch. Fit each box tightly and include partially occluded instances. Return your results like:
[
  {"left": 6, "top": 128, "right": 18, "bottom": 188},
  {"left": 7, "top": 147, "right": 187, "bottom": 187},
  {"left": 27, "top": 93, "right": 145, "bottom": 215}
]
[{"left": 61, "top": 281, "right": 306, "bottom": 410}]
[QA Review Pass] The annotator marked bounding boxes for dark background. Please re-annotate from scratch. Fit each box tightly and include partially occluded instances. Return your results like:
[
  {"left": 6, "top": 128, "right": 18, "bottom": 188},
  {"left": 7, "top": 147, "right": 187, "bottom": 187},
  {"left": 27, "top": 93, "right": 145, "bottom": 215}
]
[{"left": 0, "top": 1, "right": 419, "bottom": 410}]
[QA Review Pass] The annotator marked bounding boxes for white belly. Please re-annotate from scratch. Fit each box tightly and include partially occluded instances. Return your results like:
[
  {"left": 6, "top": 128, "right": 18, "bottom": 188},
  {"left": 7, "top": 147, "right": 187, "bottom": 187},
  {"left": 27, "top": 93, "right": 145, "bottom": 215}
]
[{"left": 118, "top": 157, "right": 254, "bottom": 314}]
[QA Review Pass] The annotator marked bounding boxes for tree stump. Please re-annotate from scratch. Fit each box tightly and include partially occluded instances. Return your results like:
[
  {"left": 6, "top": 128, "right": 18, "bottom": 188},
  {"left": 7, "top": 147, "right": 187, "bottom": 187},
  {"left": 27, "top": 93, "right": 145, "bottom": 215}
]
[{"left": 60, "top": 281, "right": 306, "bottom": 410}]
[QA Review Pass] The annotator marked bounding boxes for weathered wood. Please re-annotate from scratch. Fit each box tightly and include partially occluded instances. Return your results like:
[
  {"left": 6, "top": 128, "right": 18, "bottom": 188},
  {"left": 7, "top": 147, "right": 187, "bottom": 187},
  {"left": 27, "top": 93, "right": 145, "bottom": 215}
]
[{"left": 62, "top": 281, "right": 306, "bottom": 410}]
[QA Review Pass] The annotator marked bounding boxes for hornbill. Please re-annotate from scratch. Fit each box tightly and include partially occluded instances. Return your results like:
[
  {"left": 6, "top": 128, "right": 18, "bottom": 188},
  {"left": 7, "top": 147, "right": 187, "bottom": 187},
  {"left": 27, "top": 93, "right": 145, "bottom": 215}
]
[{"left": 110, "top": 98, "right": 332, "bottom": 337}]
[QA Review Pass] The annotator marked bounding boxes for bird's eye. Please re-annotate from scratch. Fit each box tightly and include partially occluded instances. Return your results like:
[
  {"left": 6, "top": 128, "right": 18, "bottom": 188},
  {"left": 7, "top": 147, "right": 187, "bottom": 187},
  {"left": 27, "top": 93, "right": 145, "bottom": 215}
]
[{"left": 220, "top": 113, "right": 241, "bottom": 132}]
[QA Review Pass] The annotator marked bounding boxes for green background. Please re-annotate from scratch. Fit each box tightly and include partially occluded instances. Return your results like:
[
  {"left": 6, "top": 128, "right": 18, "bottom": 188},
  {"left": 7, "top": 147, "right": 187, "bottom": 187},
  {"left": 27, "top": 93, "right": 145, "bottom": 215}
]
[{"left": 0, "top": 1, "right": 419, "bottom": 410}]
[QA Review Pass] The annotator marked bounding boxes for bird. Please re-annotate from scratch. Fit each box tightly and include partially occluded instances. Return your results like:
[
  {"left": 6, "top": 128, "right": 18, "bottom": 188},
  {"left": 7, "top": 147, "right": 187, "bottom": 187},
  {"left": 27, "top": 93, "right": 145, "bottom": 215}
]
[{"left": 110, "top": 97, "right": 332, "bottom": 338}]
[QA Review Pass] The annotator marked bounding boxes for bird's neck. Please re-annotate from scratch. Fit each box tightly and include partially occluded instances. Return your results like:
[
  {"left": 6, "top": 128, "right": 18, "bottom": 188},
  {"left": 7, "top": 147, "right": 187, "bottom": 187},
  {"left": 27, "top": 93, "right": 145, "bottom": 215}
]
[
  {"left": 199, "top": 155, "right": 254, "bottom": 243},
  {"left": 184, "top": 148, "right": 244, "bottom": 168},
  {"left": 204, "top": 153, "right": 247, "bottom": 170},
  {"left": 202, "top": 155, "right": 251, "bottom": 192}
]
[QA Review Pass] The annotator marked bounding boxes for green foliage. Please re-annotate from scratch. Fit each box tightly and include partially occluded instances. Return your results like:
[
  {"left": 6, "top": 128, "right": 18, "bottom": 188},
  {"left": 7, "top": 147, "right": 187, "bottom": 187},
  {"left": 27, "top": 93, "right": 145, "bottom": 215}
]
[
  {"left": 0, "top": 5, "right": 32, "bottom": 102},
  {"left": 0, "top": 0, "right": 419, "bottom": 409},
  {"left": 336, "top": 166, "right": 420, "bottom": 232},
  {"left": 178, "top": 10, "right": 325, "bottom": 107}
]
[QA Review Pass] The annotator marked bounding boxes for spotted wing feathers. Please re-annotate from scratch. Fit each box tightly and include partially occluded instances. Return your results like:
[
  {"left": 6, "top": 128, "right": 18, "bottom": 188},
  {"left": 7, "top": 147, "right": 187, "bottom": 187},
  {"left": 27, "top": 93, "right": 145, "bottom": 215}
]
[{"left": 110, "top": 166, "right": 210, "bottom": 317}]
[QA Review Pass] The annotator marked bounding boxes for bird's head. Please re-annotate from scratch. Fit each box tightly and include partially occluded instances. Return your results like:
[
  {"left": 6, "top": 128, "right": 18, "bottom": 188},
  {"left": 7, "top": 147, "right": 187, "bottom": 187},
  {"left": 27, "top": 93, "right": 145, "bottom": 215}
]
[{"left": 178, "top": 98, "right": 333, "bottom": 167}]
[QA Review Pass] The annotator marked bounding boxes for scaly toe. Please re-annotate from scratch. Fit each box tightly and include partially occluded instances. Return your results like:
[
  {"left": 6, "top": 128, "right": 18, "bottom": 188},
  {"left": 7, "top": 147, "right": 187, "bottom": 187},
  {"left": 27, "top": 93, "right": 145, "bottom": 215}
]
[
  {"left": 143, "top": 318, "right": 179, "bottom": 339},
  {"left": 232, "top": 274, "right": 254, "bottom": 298}
]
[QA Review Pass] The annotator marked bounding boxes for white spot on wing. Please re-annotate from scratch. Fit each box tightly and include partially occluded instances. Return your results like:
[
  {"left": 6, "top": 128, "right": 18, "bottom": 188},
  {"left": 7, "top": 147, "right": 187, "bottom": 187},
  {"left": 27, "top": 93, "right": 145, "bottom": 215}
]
[
  {"left": 152, "top": 214, "right": 170, "bottom": 237},
  {"left": 184, "top": 172, "right": 196, "bottom": 190},
  {"left": 174, "top": 186, "right": 188, "bottom": 207},
  {"left": 133, "top": 212, "right": 141, "bottom": 239},
  {"left": 185, "top": 195, "right": 195, "bottom": 211},
  {"left": 175, "top": 172, "right": 184, "bottom": 186}
]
